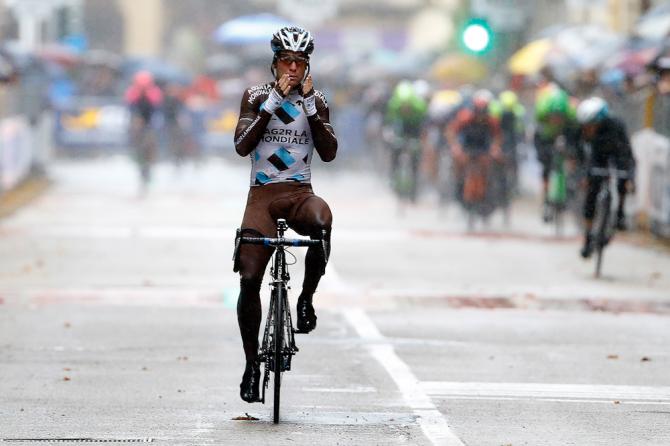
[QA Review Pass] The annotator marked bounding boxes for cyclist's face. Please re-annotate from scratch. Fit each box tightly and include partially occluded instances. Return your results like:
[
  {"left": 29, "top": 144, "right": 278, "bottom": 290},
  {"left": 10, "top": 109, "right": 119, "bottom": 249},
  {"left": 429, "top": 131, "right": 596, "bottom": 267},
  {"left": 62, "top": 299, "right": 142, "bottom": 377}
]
[
  {"left": 274, "top": 51, "right": 308, "bottom": 87},
  {"left": 548, "top": 113, "right": 565, "bottom": 126},
  {"left": 582, "top": 123, "right": 598, "bottom": 139}
]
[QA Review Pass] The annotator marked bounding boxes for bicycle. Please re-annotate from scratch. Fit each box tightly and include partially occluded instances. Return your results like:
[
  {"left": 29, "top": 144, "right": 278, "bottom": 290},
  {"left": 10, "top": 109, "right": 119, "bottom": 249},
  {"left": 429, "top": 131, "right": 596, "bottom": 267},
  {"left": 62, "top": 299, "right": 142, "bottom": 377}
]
[
  {"left": 458, "top": 152, "right": 495, "bottom": 231},
  {"left": 234, "top": 219, "right": 328, "bottom": 424},
  {"left": 383, "top": 126, "right": 421, "bottom": 205},
  {"left": 393, "top": 137, "right": 421, "bottom": 203},
  {"left": 589, "top": 166, "right": 631, "bottom": 278},
  {"left": 130, "top": 117, "right": 156, "bottom": 188},
  {"left": 545, "top": 135, "right": 570, "bottom": 236}
]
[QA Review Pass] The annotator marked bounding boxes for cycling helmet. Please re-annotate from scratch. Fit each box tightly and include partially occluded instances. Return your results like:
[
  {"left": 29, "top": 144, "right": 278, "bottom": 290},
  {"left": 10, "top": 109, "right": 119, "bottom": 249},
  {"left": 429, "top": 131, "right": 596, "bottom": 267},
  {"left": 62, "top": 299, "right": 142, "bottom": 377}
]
[
  {"left": 472, "top": 89, "right": 493, "bottom": 113},
  {"left": 134, "top": 70, "right": 154, "bottom": 87},
  {"left": 577, "top": 97, "right": 609, "bottom": 124},
  {"left": 393, "top": 80, "right": 416, "bottom": 102},
  {"left": 537, "top": 86, "right": 570, "bottom": 117},
  {"left": 412, "top": 79, "right": 431, "bottom": 101},
  {"left": 499, "top": 90, "right": 518, "bottom": 111},
  {"left": 271, "top": 26, "right": 314, "bottom": 55}
]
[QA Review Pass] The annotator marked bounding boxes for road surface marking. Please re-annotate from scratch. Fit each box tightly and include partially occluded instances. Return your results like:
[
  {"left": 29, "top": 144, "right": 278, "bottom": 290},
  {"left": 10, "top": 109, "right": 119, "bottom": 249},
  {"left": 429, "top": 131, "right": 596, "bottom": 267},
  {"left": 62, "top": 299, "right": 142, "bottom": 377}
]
[
  {"left": 301, "top": 386, "right": 377, "bottom": 393},
  {"left": 344, "top": 309, "right": 464, "bottom": 446},
  {"left": 421, "top": 381, "right": 670, "bottom": 404}
]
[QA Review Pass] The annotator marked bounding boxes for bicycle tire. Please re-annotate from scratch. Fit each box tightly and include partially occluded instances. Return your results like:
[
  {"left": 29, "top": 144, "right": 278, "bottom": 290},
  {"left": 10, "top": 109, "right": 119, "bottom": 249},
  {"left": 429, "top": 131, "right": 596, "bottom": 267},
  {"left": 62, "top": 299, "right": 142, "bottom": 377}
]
[
  {"left": 593, "top": 190, "right": 611, "bottom": 278},
  {"left": 273, "top": 285, "right": 284, "bottom": 424},
  {"left": 554, "top": 207, "right": 564, "bottom": 238}
]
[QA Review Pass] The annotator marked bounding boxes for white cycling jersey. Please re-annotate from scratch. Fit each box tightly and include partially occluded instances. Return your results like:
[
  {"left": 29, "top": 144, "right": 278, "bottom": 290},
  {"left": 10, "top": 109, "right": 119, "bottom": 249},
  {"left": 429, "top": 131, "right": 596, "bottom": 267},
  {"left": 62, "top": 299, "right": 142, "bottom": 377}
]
[{"left": 245, "top": 83, "right": 328, "bottom": 186}]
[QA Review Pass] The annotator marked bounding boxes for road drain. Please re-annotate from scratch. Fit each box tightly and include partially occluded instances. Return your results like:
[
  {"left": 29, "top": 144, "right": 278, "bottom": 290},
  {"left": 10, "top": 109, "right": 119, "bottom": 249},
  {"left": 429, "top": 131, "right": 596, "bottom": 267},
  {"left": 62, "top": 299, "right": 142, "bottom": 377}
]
[{"left": 1, "top": 440, "right": 153, "bottom": 443}]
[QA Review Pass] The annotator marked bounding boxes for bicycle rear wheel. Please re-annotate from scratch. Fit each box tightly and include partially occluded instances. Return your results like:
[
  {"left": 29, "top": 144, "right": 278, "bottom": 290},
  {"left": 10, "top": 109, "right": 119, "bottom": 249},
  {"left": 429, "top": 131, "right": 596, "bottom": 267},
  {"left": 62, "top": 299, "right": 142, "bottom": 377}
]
[{"left": 272, "top": 285, "right": 285, "bottom": 424}]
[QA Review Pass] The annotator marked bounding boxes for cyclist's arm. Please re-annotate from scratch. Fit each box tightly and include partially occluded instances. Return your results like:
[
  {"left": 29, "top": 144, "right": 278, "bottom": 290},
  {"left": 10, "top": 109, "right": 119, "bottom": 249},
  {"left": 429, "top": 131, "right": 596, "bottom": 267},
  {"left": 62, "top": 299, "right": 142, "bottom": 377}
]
[
  {"left": 612, "top": 119, "right": 635, "bottom": 174},
  {"left": 234, "top": 89, "right": 273, "bottom": 157},
  {"left": 308, "top": 91, "right": 337, "bottom": 162},
  {"left": 446, "top": 111, "right": 468, "bottom": 158},
  {"left": 489, "top": 117, "right": 503, "bottom": 155}
]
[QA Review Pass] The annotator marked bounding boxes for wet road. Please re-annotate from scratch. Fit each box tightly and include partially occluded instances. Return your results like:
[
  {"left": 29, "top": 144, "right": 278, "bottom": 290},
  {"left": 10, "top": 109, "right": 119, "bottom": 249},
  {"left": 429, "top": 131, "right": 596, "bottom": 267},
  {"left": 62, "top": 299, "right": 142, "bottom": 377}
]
[{"left": 1, "top": 156, "right": 669, "bottom": 445}]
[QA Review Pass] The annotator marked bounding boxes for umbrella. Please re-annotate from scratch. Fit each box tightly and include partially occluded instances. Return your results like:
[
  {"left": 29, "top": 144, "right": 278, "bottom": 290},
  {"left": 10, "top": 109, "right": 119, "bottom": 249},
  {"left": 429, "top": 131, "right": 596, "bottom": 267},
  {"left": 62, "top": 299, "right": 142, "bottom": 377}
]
[
  {"left": 551, "top": 25, "right": 624, "bottom": 71},
  {"left": 507, "top": 39, "right": 553, "bottom": 75},
  {"left": 37, "top": 44, "right": 80, "bottom": 66},
  {"left": 431, "top": 53, "right": 488, "bottom": 83},
  {"left": 83, "top": 50, "right": 123, "bottom": 70},
  {"left": 123, "top": 57, "right": 192, "bottom": 85},
  {"left": 213, "top": 14, "right": 293, "bottom": 45},
  {"left": 636, "top": 3, "right": 670, "bottom": 40}
]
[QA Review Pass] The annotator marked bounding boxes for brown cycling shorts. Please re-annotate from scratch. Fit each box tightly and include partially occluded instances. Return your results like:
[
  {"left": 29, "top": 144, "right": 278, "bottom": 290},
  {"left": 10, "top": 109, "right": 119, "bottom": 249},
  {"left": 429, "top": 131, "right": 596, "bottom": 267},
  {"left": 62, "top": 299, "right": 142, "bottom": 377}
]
[
  {"left": 240, "top": 182, "right": 331, "bottom": 238},
  {"left": 235, "top": 183, "right": 332, "bottom": 275}
]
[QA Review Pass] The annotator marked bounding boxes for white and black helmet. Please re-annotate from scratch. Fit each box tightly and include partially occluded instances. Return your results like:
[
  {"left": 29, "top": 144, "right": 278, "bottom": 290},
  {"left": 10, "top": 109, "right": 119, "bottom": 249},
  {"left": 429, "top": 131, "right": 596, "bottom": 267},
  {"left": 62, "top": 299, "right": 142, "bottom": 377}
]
[
  {"left": 577, "top": 97, "right": 609, "bottom": 124},
  {"left": 271, "top": 26, "right": 314, "bottom": 55}
]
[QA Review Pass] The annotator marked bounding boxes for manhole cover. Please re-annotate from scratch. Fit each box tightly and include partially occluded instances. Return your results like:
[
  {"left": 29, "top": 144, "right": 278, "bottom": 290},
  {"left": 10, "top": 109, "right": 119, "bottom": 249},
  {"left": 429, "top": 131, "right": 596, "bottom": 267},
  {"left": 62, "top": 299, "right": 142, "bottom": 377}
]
[{"left": 1, "top": 440, "right": 153, "bottom": 443}]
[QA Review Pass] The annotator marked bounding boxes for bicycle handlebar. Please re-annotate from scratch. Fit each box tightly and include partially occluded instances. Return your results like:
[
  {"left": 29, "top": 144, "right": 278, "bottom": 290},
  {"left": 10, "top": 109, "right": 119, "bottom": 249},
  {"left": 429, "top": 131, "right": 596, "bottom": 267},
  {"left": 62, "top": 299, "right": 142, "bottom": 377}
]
[
  {"left": 589, "top": 167, "right": 632, "bottom": 179},
  {"left": 239, "top": 236, "right": 321, "bottom": 248}
]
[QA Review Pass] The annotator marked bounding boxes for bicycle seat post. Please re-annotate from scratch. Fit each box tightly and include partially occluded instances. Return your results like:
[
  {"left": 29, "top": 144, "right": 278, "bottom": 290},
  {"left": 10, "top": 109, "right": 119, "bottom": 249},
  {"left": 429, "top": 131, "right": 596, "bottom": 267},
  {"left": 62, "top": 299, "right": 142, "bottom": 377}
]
[{"left": 277, "top": 219, "right": 288, "bottom": 238}]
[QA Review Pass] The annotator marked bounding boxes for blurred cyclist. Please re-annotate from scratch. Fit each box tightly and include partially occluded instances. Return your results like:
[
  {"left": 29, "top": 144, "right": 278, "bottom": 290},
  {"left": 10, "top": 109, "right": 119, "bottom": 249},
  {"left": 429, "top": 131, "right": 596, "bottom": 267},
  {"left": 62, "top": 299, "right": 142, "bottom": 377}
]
[
  {"left": 125, "top": 70, "right": 163, "bottom": 130},
  {"left": 490, "top": 90, "right": 526, "bottom": 219},
  {"left": 233, "top": 26, "right": 337, "bottom": 403},
  {"left": 447, "top": 89, "right": 502, "bottom": 208},
  {"left": 575, "top": 97, "right": 635, "bottom": 258},
  {"left": 383, "top": 80, "right": 428, "bottom": 200},
  {"left": 533, "top": 85, "right": 578, "bottom": 221},
  {"left": 125, "top": 71, "right": 163, "bottom": 185},
  {"left": 426, "top": 89, "right": 462, "bottom": 198}
]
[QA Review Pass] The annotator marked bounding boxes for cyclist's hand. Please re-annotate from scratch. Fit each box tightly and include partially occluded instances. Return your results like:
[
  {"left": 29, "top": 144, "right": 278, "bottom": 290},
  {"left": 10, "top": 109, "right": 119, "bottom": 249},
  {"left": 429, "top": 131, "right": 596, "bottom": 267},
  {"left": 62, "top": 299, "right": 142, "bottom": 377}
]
[
  {"left": 452, "top": 145, "right": 466, "bottom": 165},
  {"left": 491, "top": 145, "right": 503, "bottom": 162},
  {"left": 275, "top": 74, "right": 291, "bottom": 97},
  {"left": 625, "top": 180, "right": 635, "bottom": 193},
  {"left": 580, "top": 177, "right": 589, "bottom": 190},
  {"left": 301, "top": 75, "right": 314, "bottom": 97}
]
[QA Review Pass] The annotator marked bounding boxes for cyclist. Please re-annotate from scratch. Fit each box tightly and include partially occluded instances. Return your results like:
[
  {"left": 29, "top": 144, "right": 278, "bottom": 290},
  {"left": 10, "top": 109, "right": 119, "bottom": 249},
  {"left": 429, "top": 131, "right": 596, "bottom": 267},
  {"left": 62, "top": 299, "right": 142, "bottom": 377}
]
[
  {"left": 575, "top": 97, "right": 635, "bottom": 259},
  {"left": 383, "top": 80, "right": 428, "bottom": 199},
  {"left": 124, "top": 71, "right": 163, "bottom": 184},
  {"left": 446, "top": 89, "right": 502, "bottom": 209},
  {"left": 233, "top": 26, "right": 337, "bottom": 403},
  {"left": 426, "top": 89, "right": 462, "bottom": 198},
  {"left": 490, "top": 90, "right": 526, "bottom": 218},
  {"left": 533, "top": 85, "right": 578, "bottom": 221},
  {"left": 125, "top": 70, "right": 163, "bottom": 130}
]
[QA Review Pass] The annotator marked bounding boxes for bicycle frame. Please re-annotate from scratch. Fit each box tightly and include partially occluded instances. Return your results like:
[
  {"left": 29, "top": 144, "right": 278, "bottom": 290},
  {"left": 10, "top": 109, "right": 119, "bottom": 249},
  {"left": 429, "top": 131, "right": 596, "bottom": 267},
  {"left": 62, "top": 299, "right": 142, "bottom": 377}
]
[
  {"left": 235, "top": 219, "right": 326, "bottom": 423},
  {"left": 590, "top": 166, "right": 630, "bottom": 278}
]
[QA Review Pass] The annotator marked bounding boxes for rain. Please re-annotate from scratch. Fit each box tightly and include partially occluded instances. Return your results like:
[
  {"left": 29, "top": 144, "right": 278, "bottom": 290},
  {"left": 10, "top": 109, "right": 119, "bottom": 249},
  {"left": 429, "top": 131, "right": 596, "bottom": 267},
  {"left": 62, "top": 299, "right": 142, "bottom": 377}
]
[{"left": 1, "top": 1, "right": 670, "bottom": 444}]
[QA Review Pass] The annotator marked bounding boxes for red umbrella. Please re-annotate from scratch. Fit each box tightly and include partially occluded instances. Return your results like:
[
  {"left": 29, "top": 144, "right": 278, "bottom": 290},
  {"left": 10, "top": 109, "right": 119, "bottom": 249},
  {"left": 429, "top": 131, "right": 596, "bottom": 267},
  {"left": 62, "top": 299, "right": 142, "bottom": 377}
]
[{"left": 37, "top": 44, "right": 80, "bottom": 67}]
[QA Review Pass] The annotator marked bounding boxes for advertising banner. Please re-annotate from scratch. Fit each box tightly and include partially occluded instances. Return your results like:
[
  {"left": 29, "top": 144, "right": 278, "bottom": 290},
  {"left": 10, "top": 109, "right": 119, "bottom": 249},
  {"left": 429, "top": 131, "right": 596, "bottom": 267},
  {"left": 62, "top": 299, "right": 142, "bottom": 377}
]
[{"left": 0, "top": 115, "right": 32, "bottom": 192}]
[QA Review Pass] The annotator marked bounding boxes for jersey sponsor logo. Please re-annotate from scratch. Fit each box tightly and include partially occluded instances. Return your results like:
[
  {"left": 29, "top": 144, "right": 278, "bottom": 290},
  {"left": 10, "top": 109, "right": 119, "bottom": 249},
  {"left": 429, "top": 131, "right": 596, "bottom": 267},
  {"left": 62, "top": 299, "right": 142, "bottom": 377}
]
[
  {"left": 315, "top": 90, "right": 328, "bottom": 107},
  {"left": 261, "top": 127, "right": 310, "bottom": 145},
  {"left": 275, "top": 101, "right": 301, "bottom": 124},
  {"left": 247, "top": 84, "right": 273, "bottom": 105},
  {"left": 268, "top": 147, "right": 296, "bottom": 171}
]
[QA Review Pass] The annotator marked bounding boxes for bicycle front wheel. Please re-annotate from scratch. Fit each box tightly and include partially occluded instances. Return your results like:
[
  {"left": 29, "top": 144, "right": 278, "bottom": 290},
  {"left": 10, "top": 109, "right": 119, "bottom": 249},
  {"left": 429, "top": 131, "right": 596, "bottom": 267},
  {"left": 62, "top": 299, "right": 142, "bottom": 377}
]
[
  {"left": 593, "top": 190, "right": 612, "bottom": 278},
  {"left": 272, "top": 285, "right": 285, "bottom": 424}
]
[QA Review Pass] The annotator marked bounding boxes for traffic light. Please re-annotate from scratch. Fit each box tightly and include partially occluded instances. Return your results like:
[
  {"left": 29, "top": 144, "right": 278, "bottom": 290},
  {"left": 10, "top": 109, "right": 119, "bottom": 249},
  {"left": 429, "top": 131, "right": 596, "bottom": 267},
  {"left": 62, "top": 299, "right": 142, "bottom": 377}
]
[{"left": 460, "top": 18, "right": 494, "bottom": 56}]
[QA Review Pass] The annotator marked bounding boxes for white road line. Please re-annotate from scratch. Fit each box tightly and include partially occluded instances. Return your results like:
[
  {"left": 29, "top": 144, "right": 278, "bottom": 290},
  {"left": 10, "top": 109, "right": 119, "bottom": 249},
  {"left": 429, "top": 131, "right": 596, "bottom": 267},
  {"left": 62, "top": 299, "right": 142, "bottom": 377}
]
[
  {"left": 426, "top": 396, "right": 670, "bottom": 406},
  {"left": 343, "top": 309, "right": 464, "bottom": 446},
  {"left": 301, "top": 386, "right": 377, "bottom": 393},
  {"left": 421, "top": 381, "right": 670, "bottom": 403}
]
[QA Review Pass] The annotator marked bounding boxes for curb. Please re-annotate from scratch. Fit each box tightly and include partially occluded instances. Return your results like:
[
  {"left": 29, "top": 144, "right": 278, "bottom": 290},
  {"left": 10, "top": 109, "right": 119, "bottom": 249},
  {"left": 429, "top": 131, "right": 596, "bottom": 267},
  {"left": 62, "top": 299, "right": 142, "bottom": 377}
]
[{"left": 0, "top": 176, "right": 51, "bottom": 219}]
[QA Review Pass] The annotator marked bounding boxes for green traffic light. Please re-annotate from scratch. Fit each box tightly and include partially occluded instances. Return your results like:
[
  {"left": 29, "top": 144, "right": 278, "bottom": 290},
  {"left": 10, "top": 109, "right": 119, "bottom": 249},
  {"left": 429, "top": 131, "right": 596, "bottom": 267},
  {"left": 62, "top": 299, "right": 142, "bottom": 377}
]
[{"left": 461, "top": 18, "right": 494, "bottom": 55}]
